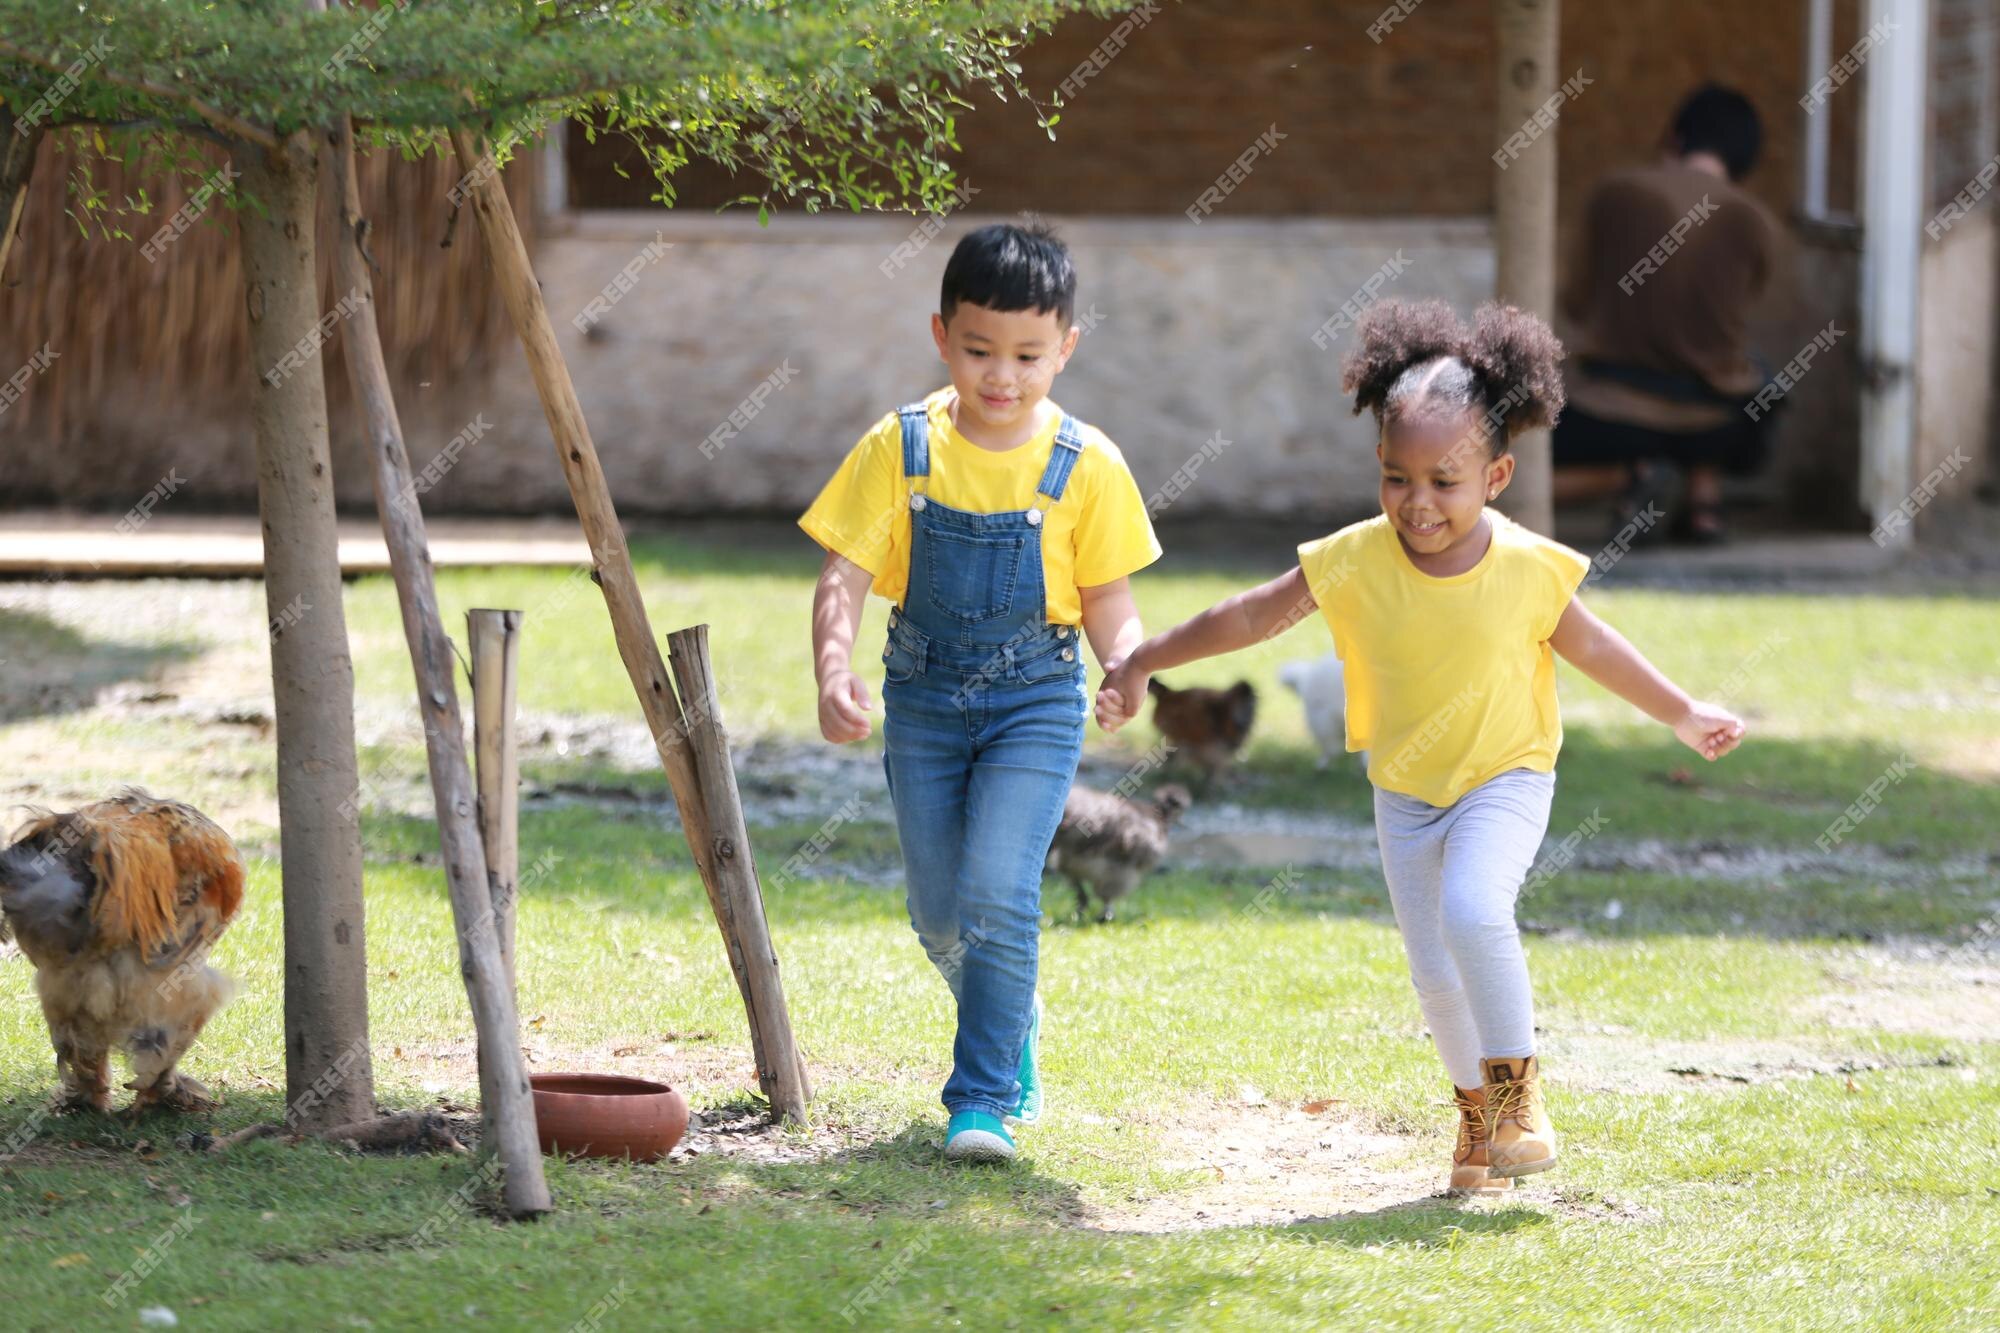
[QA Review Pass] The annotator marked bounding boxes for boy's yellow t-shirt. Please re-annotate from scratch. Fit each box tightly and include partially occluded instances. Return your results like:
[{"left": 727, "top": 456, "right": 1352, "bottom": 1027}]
[
  {"left": 1298, "top": 511, "right": 1591, "bottom": 807},
  {"left": 799, "top": 388, "right": 1162, "bottom": 625}
]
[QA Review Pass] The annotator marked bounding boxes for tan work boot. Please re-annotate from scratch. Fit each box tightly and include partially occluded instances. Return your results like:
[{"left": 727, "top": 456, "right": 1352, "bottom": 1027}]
[
  {"left": 1482, "top": 1055, "right": 1557, "bottom": 1178},
  {"left": 1449, "top": 1084, "right": 1513, "bottom": 1196}
]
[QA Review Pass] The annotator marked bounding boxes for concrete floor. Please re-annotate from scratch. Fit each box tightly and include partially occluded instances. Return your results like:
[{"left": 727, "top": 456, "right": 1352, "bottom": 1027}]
[
  {"left": 3, "top": 503, "right": 1994, "bottom": 589},
  {"left": 0, "top": 510, "right": 593, "bottom": 577}
]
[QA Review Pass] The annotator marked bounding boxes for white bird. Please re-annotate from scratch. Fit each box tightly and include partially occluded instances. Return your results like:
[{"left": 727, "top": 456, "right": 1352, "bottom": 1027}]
[{"left": 1278, "top": 652, "right": 1356, "bottom": 771}]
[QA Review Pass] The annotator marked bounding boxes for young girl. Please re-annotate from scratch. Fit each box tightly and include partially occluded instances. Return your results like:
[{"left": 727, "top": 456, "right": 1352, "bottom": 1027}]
[
  {"left": 1099, "top": 300, "right": 1744, "bottom": 1192},
  {"left": 803, "top": 222, "right": 1159, "bottom": 1162}
]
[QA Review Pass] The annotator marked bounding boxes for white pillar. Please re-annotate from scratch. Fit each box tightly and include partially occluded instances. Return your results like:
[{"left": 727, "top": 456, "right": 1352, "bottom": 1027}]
[
  {"left": 1801, "top": 0, "right": 1835, "bottom": 220},
  {"left": 538, "top": 122, "right": 569, "bottom": 221},
  {"left": 1858, "top": 0, "right": 1929, "bottom": 544}
]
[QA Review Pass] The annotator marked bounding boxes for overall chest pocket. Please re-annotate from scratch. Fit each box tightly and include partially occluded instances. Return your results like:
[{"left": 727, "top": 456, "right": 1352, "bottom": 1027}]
[{"left": 922, "top": 527, "right": 1028, "bottom": 623}]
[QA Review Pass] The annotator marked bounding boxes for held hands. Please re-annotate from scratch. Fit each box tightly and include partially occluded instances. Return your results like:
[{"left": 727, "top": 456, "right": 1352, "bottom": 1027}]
[
  {"left": 818, "top": 669, "right": 873, "bottom": 743},
  {"left": 1674, "top": 699, "right": 1745, "bottom": 761},
  {"left": 1094, "top": 655, "right": 1150, "bottom": 733}
]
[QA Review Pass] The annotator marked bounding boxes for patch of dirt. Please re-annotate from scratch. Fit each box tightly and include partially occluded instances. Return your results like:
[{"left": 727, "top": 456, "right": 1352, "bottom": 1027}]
[
  {"left": 1079, "top": 1096, "right": 1453, "bottom": 1233},
  {"left": 1542, "top": 1031, "right": 1953, "bottom": 1095},
  {"left": 1546, "top": 942, "right": 1994, "bottom": 1096},
  {"left": 1800, "top": 945, "right": 2000, "bottom": 1043},
  {"left": 1548, "top": 1188, "right": 1661, "bottom": 1223},
  {"left": 386, "top": 1034, "right": 860, "bottom": 1167},
  {"left": 1177, "top": 816, "right": 1994, "bottom": 889}
]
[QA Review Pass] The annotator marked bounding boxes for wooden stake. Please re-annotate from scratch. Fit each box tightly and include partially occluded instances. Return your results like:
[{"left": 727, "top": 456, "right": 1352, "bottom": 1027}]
[
  {"left": 469, "top": 609, "right": 524, "bottom": 991},
  {"left": 448, "top": 129, "right": 810, "bottom": 1123},
  {"left": 668, "top": 625, "right": 810, "bottom": 1124},
  {"left": 328, "top": 119, "right": 550, "bottom": 1217}
]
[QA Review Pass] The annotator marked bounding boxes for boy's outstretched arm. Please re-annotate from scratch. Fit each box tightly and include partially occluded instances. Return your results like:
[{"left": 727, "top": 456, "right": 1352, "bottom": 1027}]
[
  {"left": 813, "top": 549, "right": 876, "bottom": 743},
  {"left": 1548, "top": 596, "right": 1745, "bottom": 761},
  {"left": 1079, "top": 577, "right": 1144, "bottom": 731},
  {"left": 1096, "top": 566, "right": 1316, "bottom": 731}
]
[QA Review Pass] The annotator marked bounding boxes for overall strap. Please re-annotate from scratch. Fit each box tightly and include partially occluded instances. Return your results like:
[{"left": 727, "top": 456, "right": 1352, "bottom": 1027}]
[
  {"left": 897, "top": 403, "right": 931, "bottom": 480},
  {"left": 1034, "top": 413, "right": 1087, "bottom": 507}
]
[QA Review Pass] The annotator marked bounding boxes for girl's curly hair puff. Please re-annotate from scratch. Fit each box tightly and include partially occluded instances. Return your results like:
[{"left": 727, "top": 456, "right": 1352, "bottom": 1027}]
[{"left": 1339, "top": 299, "right": 1565, "bottom": 454}]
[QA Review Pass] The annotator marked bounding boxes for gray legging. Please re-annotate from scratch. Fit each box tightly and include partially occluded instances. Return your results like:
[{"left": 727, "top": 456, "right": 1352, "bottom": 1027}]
[{"left": 1372, "top": 768, "right": 1558, "bottom": 1090}]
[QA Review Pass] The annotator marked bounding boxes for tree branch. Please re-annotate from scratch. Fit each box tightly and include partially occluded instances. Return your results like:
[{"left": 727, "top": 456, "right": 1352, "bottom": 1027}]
[{"left": 0, "top": 37, "right": 280, "bottom": 151}]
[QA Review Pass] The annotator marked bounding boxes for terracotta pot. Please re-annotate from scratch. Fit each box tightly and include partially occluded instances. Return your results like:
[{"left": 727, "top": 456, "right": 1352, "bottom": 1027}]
[{"left": 529, "top": 1073, "right": 690, "bottom": 1163}]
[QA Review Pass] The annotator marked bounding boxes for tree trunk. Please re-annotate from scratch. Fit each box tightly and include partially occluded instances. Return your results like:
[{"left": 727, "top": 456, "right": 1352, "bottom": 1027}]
[
  {"left": 328, "top": 122, "right": 550, "bottom": 1217},
  {"left": 0, "top": 110, "right": 41, "bottom": 282},
  {"left": 236, "top": 128, "right": 374, "bottom": 1131},
  {"left": 1493, "top": 0, "right": 1560, "bottom": 536}
]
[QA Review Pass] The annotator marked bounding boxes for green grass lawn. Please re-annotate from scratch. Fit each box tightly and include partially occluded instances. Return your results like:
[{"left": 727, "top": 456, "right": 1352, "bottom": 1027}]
[{"left": 2, "top": 535, "right": 1997, "bottom": 1331}]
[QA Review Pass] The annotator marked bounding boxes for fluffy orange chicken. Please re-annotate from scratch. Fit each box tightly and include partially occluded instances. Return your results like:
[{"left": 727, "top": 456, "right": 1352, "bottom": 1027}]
[{"left": 0, "top": 791, "right": 244, "bottom": 1114}]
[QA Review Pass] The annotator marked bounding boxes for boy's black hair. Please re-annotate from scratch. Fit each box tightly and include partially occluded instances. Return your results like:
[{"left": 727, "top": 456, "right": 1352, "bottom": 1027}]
[
  {"left": 1669, "top": 83, "right": 1763, "bottom": 182},
  {"left": 939, "top": 219, "right": 1077, "bottom": 328},
  {"left": 1341, "top": 299, "right": 1565, "bottom": 456}
]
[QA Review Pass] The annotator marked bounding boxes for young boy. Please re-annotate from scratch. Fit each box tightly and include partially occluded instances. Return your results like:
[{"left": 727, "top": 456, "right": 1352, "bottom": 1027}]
[{"left": 801, "top": 220, "right": 1158, "bottom": 1161}]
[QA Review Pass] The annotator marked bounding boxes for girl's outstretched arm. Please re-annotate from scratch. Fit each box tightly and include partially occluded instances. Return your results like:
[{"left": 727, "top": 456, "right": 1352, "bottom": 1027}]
[
  {"left": 1097, "top": 566, "right": 1317, "bottom": 731},
  {"left": 1548, "top": 596, "right": 1745, "bottom": 761}
]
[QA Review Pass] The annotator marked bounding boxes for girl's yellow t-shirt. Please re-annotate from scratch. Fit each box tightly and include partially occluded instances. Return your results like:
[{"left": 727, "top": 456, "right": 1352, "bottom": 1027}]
[
  {"left": 1298, "top": 511, "right": 1591, "bottom": 807},
  {"left": 799, "top": 388, "right": 1162, "bottom": 625}
]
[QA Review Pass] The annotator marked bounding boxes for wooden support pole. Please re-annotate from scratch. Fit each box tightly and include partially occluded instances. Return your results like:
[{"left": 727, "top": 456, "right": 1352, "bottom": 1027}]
[
  {"left": 446, "top": 127, "right": 718, "bottom": 887},
  {"left": 328, "top": 119, "right": 550, "bottom": 1218},
  {"left": 469, "top": 609, "right": 524, "bottom": 992},
  {"left": 448, "top": 129, "right": 809, "bottom": 1122},
  {"left": 1493, "top": 0, "right": 1560, "bottom": 536},
  {"left": 668, "top": 625, "right": 811, "bottom": 1123}
]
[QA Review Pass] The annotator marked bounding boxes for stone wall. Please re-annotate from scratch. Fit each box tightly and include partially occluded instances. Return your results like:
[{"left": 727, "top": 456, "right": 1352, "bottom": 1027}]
[
  {"left": 2, "top": 0, "right": 1974, "bottom": 527},
  {"left": 400, "top": 213, "right": 1498, "bottom": 525}
]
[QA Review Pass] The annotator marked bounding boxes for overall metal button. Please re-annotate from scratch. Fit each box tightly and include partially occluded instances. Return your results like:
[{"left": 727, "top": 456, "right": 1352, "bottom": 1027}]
[
  {"left": 1024, "top": 507, "right": 1043, "bottom": 526},
  {"left": 1060, "top": 647, "right": 1075, "bottom": 661},
  {"left": 909, "top": 494, "right": 928, "bottom": 512}
]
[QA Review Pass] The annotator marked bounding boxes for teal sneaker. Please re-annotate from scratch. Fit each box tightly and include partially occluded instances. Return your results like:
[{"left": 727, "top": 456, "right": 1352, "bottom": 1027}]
[
  {"left": 1008, "top": 995, "right": 1043, "bottom": 1125},
  {"left": 944, "top": 1111, "right": 1015, "bottom": 1162}
]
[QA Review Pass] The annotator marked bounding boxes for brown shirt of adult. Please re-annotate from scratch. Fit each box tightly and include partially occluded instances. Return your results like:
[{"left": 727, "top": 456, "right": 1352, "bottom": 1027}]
[{"left": 1562, "top": 94, "right": 1781, "bottom": 433}]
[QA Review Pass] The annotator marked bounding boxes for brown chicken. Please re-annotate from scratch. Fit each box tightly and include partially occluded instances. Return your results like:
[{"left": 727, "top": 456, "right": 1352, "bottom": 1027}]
[
  {"left": 0, "top": 791, "right": 244, "bottom": 1114},
  {"left": 1147, "top": 677, "right": 1258, "bottom": 784}
]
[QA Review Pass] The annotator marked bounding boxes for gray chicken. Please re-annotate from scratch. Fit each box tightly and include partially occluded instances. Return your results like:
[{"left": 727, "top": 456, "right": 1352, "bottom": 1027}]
[{"left": 1044, "top": 783, "right": 1192, "bottom": 922}]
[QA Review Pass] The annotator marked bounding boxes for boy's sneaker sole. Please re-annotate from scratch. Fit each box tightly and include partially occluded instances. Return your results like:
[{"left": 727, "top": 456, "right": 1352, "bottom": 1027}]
[{"left": 944, "top": 1111, "right": 1016, "bottom": 1163}]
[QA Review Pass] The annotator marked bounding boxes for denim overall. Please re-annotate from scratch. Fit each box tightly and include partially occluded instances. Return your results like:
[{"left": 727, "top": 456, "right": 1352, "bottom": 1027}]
[{"left": 880, "top": 401, "right": 1089, "bottom": 1120}]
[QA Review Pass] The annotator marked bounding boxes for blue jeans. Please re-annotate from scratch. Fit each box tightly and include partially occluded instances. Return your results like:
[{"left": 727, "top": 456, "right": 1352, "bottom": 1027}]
[{"left": 882, "top": 623, "right": 1086, "bottom": 1119}]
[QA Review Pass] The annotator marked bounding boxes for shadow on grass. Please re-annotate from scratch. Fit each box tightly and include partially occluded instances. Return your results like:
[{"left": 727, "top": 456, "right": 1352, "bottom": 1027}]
[
  {"left": 641, "top": 1112, "right": 1550, "bottom": 1251},
  {"left": 626, "top": 1115, "right": 1092, "bottom": 1228},
  {"left": 0, "top": 605, "right": 197, "bottom": 726},
  {"left": 1283, "top": 1197, "right": 1550, "bottom": 1245}
]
